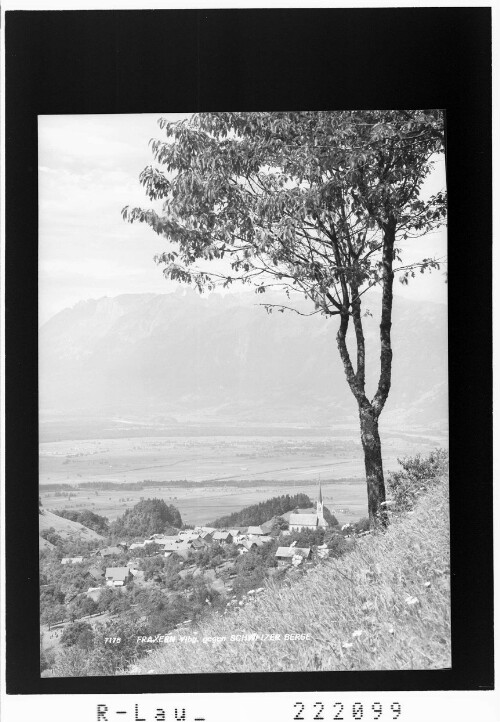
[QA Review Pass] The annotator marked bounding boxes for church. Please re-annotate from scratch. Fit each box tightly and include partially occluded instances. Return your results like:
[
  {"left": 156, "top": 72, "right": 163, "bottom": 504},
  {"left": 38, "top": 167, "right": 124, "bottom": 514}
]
[{"left": 288, "top": 480, "right": 328, "bottom": 532}]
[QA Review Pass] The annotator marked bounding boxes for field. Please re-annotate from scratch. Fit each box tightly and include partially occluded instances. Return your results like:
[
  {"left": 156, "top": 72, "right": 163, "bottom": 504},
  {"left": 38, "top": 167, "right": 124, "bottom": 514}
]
[
  {"left": 39, "top": 424, "right": 447, "bottom": 526},
  {"left": 41, "top": 479, "right": 368, "bottom": 526}
]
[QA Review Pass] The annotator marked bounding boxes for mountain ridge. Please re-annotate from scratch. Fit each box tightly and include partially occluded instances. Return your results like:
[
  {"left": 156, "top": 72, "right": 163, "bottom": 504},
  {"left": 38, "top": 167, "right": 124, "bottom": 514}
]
[{"left": 39, "top": 290, "right": 447, "bottom": 428}]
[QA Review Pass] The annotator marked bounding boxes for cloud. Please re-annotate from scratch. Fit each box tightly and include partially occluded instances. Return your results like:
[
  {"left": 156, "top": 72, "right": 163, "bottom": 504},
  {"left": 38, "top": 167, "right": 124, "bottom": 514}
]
[{"left": 38, "top": 113, "right": 448, "bottom": 318}]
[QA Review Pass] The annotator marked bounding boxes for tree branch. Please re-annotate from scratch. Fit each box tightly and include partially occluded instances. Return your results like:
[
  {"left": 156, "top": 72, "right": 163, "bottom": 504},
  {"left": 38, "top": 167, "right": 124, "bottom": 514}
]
[
  {"left": 351, "top": 285, "right": 366, "bottom": 390},
  {"left": 336, "top": 311, "right": 369, "bottom": 406},
  {"left": 258, "top": 304, "right": 328, "bottom": 317},
  {"left": 372, "top": 217, "right": 396, "bottom": 416}
]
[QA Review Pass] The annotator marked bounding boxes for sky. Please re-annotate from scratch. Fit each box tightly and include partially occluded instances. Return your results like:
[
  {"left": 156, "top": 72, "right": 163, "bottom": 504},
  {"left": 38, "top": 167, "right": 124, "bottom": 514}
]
[{"left": 38, "top": 113, "right": 448, "bottom": 325}]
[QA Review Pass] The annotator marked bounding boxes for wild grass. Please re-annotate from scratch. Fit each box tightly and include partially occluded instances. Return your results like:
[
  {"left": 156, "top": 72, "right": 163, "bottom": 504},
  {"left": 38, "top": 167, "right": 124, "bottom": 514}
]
[{"left": 124, "top": 475, "right": 450, "bottom": 673}]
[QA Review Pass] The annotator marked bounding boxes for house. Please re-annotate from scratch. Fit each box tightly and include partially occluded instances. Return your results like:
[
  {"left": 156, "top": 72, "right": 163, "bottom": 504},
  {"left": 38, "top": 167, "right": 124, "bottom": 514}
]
[
  {"left": 144, "top": 536, "right": 181, "bottom": 553},
  {"left": 288, "top": 513, "right": 322, "bottom": 532},
  {"left": 61, "top": 556, "right": 84, "bottom": 565},
  {"left": 212, "top": 531, "right": 233, "bottom": 544},
  {"left": 247, "top": 534, "right": 272, "bottom": 544},
  {"left": 200, "top": 527, "right": 217, "bottom": 535},
  {"left": 241, "top": 537, "right": 269, "bottom": 552},
  {"left": 105, "top": 567, "right": 133, "bottom": 587},
  {"left": 86, "top": 566, "right": 105, "bottom": 582},
  {"left": 275, "top": 547, "right": 311, "bottom": 566},
  {"left": 136, "top": 539, "right": 164, "bottom": 555},
  {"left": 94, "top": 546, "right": 123, "bottom": 558},
  {"left": 237, "top": 536, "right": 272, "bottom": 553},
  {"left": 259, "top": 518, "right": 278, "bottom": 535},
  {"left": 129, "top": 568, "right": 144, "bottom": 580},
  {"left": 260, "top": 517, "right": 286, "bottom": 536},
  {"left": 199, "top": 531, "right": 214, "bottom": 543},
  {"left": 160, "top": 540, "right": 192, "bottom": 559},
  {"left": 172, "top": 547, "right": 191, "bottom": 560},
  {"left": 161, "top": 540, "right": 191, "bottom": 552},
  {"left": 238, "top": 539, "right": 258, "bottom": 552},
  {"left": 128, "top": 540, "right": 159, "bottom": 553},
  {"left": 178, "top": 530, "right": 200, "bottom": 541},
  {"left": 260, "top": 535, "right": 273, "bottom": 544},
  {"left": 247, "top": 526, "right": 268, "bottom": 536},
  {"left": 189, "top": 538, "right": 209, "bottom": 550}
]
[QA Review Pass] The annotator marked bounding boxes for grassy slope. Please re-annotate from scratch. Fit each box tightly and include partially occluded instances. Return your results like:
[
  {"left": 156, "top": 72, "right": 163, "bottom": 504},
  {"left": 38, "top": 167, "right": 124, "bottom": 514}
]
[
  {"left": 126, "top": 479, "right": 450, "bottom": 673},
  {"left": 39, "top": 535, "right": 56, "bottom": 551},
  {"left": 39, "top": 509, "right": 105, "bottom": 542}
]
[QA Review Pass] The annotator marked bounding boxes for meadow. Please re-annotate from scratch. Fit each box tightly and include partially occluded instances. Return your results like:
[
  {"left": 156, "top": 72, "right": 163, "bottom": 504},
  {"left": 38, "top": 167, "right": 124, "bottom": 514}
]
[
  {"left": 41, "top": 479, "right": 368, "bottom": 526},
  {"left": 39, "top": 424, "right": 446, "bottom": 526}
]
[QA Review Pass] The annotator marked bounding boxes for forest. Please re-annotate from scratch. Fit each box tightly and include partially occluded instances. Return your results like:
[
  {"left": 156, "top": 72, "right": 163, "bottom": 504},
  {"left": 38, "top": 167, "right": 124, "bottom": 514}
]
[{"left": 210, "top": 493, "right": 312, "bottom": 527}]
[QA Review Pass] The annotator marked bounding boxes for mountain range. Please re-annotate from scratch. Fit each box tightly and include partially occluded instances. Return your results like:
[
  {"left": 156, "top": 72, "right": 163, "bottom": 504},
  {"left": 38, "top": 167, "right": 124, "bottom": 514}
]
[{"left": 39, "top": 289, "right": 447, "bottom": 429}]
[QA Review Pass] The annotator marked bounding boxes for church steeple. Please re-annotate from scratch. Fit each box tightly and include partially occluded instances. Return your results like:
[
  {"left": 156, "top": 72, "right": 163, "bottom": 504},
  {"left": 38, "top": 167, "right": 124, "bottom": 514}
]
[{"left": 316, "top": 477, "right": 325, "bottom": 524}]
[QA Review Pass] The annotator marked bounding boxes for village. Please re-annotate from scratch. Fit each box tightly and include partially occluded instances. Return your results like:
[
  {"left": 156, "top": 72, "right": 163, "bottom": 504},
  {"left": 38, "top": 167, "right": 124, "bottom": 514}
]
[
  {"left": 39, "top": 482, "right": 368, "bottom": 669},
  {"left": 56, "top": 486, "right": 337, "bottom": 592},
  {"left": 77, "top": 518, "right": 318, "bottom": 591},
  {"left": 60, "top": 522, "right": 313, "bottom": 604}
]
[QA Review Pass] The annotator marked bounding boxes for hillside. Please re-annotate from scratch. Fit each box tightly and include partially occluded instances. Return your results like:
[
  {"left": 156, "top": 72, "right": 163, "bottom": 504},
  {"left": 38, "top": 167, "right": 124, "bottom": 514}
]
[
  {"left": 39, "top": 535, "right": 56, "bottom": 551},
  {"left": 39, "top": 510, "right": 105, "bottom": 543},
  {"left": 39, "top": 290, "right": 447, "bottom": 427},
  {"left": 125, "top": 479, "right": 450, "bottom": 673}
]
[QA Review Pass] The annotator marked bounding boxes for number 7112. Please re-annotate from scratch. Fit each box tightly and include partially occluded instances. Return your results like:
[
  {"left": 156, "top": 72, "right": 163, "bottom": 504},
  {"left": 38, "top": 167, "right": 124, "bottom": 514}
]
[{"left": 293, "top": 702, "right": 402, "bottom": 721}]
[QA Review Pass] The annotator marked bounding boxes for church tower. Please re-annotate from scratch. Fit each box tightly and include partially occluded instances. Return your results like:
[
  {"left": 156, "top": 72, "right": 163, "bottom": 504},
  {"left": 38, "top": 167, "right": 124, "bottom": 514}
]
[{"left": 317, "top": 478, "right": 326, "bottom": 527}]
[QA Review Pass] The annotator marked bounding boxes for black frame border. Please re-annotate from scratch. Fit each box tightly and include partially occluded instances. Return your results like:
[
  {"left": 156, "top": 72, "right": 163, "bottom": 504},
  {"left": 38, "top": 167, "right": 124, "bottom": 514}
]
[{"left": 4, "top": 7, "right": 493, "bottom": 694}]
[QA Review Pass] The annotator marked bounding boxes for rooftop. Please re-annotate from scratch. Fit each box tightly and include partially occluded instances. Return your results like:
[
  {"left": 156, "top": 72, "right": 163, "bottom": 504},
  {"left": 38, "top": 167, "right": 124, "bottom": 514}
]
[
  {"left": 275, "top": 547, "right": 311, "bottom": 558},
  {"left": 105, "top": 566, "right": 131, "bottom": 581}
]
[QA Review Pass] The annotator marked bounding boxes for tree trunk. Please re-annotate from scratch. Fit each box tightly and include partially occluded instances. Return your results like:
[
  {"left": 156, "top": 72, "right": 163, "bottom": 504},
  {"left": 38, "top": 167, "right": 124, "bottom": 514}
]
[
  {"left": 334, "top": 218, "right": 396, "bottom": 527},
  {"left": 359, "top": 404, "right": 386, "bottom": 526}
]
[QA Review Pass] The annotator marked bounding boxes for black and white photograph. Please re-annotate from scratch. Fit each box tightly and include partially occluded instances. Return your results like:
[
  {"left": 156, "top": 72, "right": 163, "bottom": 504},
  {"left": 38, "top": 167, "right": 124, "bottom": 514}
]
[
  {"left": 3, "top": 7, "right": 493, "bottom": 717},
  {"left": 37, "top": 110, "right": 450, "bottom": 677}
]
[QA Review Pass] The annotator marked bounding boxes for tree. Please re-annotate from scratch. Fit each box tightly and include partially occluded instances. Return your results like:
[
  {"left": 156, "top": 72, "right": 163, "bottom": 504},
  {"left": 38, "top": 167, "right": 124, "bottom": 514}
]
[
  {"left": 322, "top": 505, "right": 339, "bottom": 527},
  {"left": 68, "top": 595, "right": 98, "bottom": 621},
  {"left": 53, "top": 646, "right": 90, "bottom": 677},
  {"left": 60, "top": 621, "right": 95, "bottom": 650},
  {"left": 55, "top": 509, "right": 109, "bottom": 535},
  {"left": 123, "top": 111, "right": 446, "bottom": 525},
  {"left": 40, "top": 527, "right": 63, "bottom": 547},
  {"left": 42, "top": 603, "right": 67, "bottom": 629},
  {"left": 210, "top": 492, "right": 312, "bottom": 528},
  {"left": 387, "top": 448, "right": 449, "bottom": 512},
  {"left": 287, "top": 527, "right": 326, "bottom": 548},
  {"left": 110, "top": 498, "right": 182, "bottom": 538},
  {"left": 141, "top": 554, "right": 169, "bottom": 582}
]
